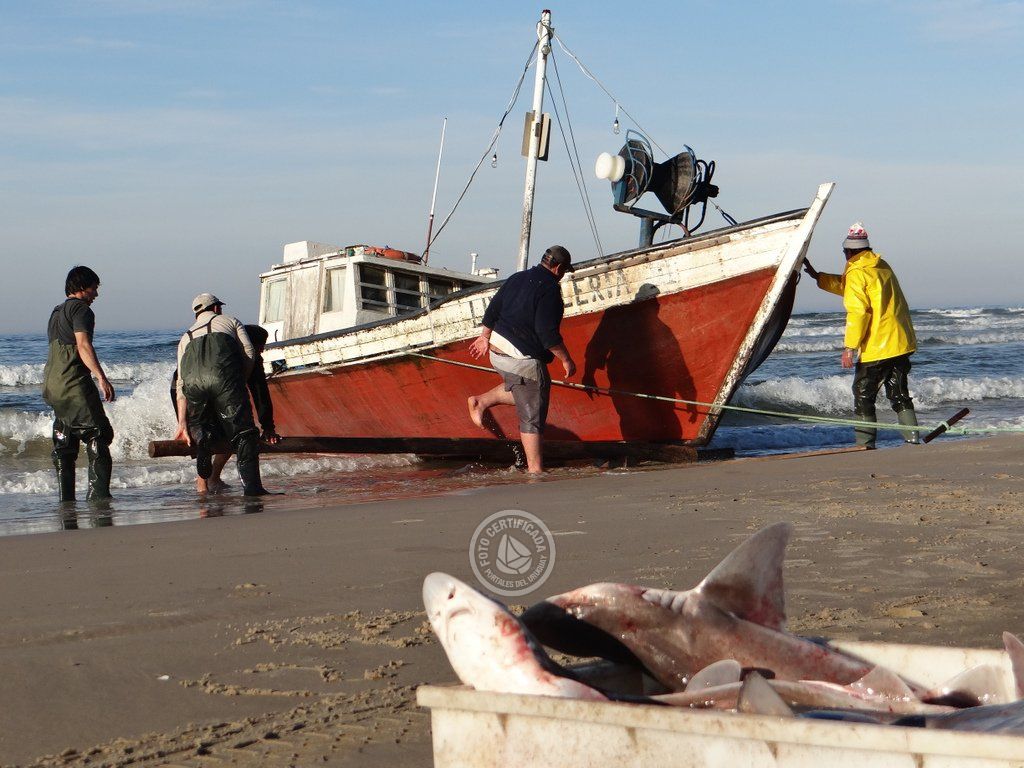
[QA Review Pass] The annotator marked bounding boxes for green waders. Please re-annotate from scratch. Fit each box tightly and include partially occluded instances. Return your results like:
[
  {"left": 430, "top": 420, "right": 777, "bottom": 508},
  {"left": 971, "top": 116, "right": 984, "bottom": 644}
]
[
  {"left": 42, "top": 340, "right": 114, "bottom": 501},
  {"left": 179, "top": 325, "right": 267, "bottom": 496},
  {"left": 852, "top": 353, "right": 919, "bottom": 448}
]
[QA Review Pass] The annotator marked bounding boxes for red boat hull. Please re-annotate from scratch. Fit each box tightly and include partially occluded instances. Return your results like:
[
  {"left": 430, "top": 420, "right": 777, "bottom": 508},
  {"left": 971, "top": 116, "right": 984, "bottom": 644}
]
[{"left": 268, "top": 266, "right": 777, "bottom": 445}]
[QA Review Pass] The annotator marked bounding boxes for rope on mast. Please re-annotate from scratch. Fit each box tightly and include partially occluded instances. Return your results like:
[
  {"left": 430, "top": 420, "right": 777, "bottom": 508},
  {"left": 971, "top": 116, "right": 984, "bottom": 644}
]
[
  {"left": 428, "top": 41, "right": 539, "bottom": 248},
  {"left": 551, "top": 33, "right": 669, "bottom": 159},
  {"left": 547, "top": 51, "right": 604, "bottom": 257}
]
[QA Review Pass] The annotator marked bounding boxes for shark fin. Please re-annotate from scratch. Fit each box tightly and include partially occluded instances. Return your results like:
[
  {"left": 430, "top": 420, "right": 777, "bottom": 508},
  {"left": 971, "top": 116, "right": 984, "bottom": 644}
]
[
  {"left": 738, "top": 672, "right": 794, "bottom": 716},
  {"left": 686, "top": 659, "right": 743, "bottom": 691},
  {"left": 696, "top": 522, "right": 792, "bottom": 631},
  {"left": 926, "top": 664, "right": 1011, "bottom": 706},
  {"left": 849, "top": 666, "right": 916, "bottom": 702},
  {"left": 1003, "top": 632, "right": 1024, "bottom": 700}
]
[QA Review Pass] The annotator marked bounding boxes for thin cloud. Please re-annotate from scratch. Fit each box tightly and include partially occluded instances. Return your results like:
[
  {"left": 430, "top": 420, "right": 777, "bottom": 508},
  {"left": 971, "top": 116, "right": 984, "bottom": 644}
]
[
  {"left": 911, "top": 0, "right": 1024, "bottom": 43},
  {"left": 80, "top": 0, "right": 262, "bottom": 16},
  {"left": 368, "top": 86, "right": 406, "bottom": 97},
  {"left": 70, "top": 36, "right": 140, "bottom": 50},
  {"left": 176, "top": 88, "right": 225, "bottom": 101}
]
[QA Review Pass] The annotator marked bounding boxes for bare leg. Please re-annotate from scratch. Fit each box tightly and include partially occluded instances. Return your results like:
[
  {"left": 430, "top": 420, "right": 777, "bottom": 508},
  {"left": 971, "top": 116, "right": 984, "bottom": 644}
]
[
  {"left": 520, "top": 432, "right": 543, "bottom": 474},
  {"left": 208, "top": 453, "right": 231, "bottom": 493},
  {"left": 468, "top": 384, "right": 514, "bottom": 429}
]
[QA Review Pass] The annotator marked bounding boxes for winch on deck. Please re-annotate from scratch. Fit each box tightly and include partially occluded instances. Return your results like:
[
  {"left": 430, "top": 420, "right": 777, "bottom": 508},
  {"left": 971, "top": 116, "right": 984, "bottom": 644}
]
[{"left": 596, "top": 130, "right": 730, "bottom": 247}]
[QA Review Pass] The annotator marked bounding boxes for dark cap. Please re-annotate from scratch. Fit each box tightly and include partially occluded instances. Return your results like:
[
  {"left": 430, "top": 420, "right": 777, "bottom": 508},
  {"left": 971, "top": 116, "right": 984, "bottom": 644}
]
[{"left": 541, "top": 245, "right": 575, "bottom": 272}]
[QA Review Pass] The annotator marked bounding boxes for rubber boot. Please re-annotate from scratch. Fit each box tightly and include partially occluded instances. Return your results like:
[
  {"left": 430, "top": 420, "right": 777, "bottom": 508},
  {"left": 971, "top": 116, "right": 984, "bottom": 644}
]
[
  {"left": 53, "top": 454, "right": 77, "bottom": 502},
  {"left": 235, "top": 433, "right": 269, "bottom": 496},
  {"left": 897, "top": 407, "right": 920, "bottom": 445},
  {"left": 85, "top": 437, "right": 113, "bottom": 501},
  {"left": 854, "top": 407, "right": 877, "bottom": 449}
]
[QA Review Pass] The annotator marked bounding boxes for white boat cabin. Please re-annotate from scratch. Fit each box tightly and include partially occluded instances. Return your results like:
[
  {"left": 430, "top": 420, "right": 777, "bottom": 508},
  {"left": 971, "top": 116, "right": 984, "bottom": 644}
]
[{"left": 259, "top": 241, "right": 497, "bottom": 343}]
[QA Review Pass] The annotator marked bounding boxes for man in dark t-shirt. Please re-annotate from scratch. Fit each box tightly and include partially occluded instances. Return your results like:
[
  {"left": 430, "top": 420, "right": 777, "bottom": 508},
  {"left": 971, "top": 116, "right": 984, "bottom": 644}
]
[
  {"left": 42, "top": 266, "right": 116, "bottom": 502},
  {"left": 467, "top": 246, "right": 577, "bottom": 473}
]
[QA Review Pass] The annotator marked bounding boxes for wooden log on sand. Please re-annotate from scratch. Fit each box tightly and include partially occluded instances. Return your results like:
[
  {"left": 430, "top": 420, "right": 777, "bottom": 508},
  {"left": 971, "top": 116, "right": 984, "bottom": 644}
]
[{"left": 148, "top": 437, "right": 719, "bottom": 465}]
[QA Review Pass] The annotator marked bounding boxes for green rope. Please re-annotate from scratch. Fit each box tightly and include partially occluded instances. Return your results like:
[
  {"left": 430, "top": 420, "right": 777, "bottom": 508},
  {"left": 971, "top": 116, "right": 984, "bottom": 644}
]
[
  {"left": 408, "top": 351, "right": 1024, "bottom": 437},
  {"left": 407, "top": 352, "right": 937, "bottom": 435}
]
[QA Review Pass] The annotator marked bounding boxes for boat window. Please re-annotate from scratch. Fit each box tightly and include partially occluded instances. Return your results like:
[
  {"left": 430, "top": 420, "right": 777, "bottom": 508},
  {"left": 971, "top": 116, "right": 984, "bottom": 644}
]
[
  {"left": 394, "top": 272, "right": 422, "bottom": 314},
  {"left": 428, "top": 278, "right": 457, "bottom": 299},
  {"left": 263, "top": 279, "right": 286, "bottom": 323},
  {"left": 358, "top": 265, "right": 389, "bottom": 310},
  {"left": 323, "top": 267, "right": 346, "bottom": 312}
]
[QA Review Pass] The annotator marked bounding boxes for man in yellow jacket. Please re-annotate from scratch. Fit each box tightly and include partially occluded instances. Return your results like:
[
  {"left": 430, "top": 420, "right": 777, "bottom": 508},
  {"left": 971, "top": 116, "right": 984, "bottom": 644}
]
[{"left": 804, "top": 222, "right": 919, "bottom": 448}]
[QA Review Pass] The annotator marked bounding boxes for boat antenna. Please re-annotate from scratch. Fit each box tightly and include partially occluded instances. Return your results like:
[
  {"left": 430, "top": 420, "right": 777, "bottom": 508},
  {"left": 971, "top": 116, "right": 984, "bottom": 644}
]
[
  {"left": 517, "top": 9, "right": 553, "bottom": 272},
  {"left": 422, "top": 117, "right": 447, "bottom": 265}
]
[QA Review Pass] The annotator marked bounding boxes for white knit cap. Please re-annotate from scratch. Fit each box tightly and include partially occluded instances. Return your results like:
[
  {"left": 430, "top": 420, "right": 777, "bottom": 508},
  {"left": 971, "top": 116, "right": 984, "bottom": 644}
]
[{"left": 842, "top": 221, "right": 871, "bottom": 250}]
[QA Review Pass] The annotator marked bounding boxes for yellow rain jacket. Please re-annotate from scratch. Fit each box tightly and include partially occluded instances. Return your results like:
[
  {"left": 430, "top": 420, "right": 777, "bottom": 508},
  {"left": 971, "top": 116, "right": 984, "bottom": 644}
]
[{"left": 816, "top": 250, "right": 916, "bottom": 363}]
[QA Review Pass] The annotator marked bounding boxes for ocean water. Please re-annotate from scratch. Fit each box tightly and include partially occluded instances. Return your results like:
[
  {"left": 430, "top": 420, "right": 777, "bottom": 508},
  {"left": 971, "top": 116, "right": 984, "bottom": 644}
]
[{"left": 1, "top": 307, "right": 1022, "bottom": 537}]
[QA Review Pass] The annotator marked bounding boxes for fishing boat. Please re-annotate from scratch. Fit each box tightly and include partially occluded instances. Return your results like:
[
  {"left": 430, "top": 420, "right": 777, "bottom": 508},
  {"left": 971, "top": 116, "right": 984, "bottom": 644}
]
[{"left": 256, "top": 11, "right": 833, "bottom": 458}]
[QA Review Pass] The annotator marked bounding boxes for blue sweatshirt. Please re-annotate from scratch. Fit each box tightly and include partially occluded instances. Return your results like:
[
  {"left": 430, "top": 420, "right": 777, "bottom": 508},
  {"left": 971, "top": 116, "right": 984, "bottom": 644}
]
[{"left": 482, "top": 265, "right": 565, "bottom": 363}]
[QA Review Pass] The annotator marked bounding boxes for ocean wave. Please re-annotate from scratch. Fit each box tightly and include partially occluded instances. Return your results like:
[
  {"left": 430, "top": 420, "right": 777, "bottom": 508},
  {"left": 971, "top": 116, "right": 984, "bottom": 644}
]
[
  {"left": 911, "top": 376, "right": 1024, "bottom": 405},
  {"left": 959, "top": 415, "right": 1024, "bottom": 431},
  {"left": 920, "top": 308, "right": 987, "bottom": 318},
  {"left": 734, "top": 376, "right": 852, "bottom": 414},
  {"left": 776, "top": 331, "right": 1024, "bottom": 354},
  {"left": 0, "top": 410, "right": 54, "bottom": 445},
  {"left": 918, "top": 332, "right": 1024, "bottom": 346},
  {"left": 0, "top": 453, "right": 420, "bottom": 495},
  {"left": 774, "top": 340, "right": 841, "bottom": 353},
  {"left": 0, "top": 364, "right": 45, "bottom": 387},
  {"left": 0, "top": 361, "right": 169, "bottom": 388},
  {"left": 0, "top": 363, "right": 178, "bottom": 457},
  {"left": 915, "top": 311, "right": 1024, "bottom": 329},
  {"left": 781, "top": 326, "right": 845, "bottom": 338},
  {"left": 735, "top": 374, "right": 1024, "bottom": 415}
]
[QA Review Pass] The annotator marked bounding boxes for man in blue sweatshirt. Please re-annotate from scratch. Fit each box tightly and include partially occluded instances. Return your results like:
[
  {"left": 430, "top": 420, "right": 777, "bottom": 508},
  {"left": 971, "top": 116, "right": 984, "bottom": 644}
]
[{"left": 468, "top": 246, "right": 577, "bottom": 473}]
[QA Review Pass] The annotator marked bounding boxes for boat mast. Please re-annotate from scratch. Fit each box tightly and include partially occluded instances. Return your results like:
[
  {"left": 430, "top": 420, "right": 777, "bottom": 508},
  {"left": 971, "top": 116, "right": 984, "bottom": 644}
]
[{"left": 517, "top": 9, "right": 552, "bottom": 273}]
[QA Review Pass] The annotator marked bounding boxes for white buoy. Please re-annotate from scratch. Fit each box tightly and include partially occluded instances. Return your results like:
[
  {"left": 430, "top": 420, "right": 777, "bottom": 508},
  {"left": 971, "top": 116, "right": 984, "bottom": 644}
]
[{"left": 595, "top": 151, "right": 625, "bottom": 182}]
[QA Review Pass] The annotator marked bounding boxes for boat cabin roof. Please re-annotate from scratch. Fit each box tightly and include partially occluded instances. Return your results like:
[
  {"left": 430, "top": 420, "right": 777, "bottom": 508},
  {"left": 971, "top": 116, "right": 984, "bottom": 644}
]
[{"left": 258, "top": 240, "right": 496, "bottom": 343}]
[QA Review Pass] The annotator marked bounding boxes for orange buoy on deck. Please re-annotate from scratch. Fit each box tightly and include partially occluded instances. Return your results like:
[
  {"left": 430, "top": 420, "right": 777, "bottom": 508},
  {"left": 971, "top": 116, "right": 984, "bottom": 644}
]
[{"left": 366, "top": 246, "right": 422, "bottom": 264}]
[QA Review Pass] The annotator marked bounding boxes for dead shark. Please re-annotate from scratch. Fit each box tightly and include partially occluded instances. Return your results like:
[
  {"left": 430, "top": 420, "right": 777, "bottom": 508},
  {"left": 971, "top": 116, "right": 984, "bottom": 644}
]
[
  {"left": 521, "top": 522, "right": 914, "bottom": 692},
  {"left": 657, "top": 662, "right": 956, "bottom": 715},
  {"left": 693, "top": 633, "right": 1024, "bottom": 730},
  {"left": 895, "top": 633, "right": 1024, "bottom": 734},
  {"left": 422, "top": 572, "right": 607, "bottom": 700}
]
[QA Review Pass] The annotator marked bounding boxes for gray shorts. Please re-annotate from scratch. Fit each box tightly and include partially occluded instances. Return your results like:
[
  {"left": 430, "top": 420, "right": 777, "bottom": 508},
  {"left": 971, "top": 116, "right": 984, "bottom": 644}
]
[{"left": 490, "top": 352, "right": 551, "bottom": 434}]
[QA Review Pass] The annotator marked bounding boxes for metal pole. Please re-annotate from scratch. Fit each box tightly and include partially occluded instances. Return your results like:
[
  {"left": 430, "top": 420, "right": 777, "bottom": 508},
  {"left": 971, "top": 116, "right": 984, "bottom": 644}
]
[
  {"left": 517, "top": 10, "right": 552, "bottom": 272},
  {"left": 423, "top": 117, "right": 447, "bottom": 265}
]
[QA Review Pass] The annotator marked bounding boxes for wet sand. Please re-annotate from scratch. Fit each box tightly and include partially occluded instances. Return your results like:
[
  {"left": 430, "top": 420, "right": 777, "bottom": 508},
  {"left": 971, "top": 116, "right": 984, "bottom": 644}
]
[{"left": 1, "top": 434, "right": 1023, "bottom": 767}]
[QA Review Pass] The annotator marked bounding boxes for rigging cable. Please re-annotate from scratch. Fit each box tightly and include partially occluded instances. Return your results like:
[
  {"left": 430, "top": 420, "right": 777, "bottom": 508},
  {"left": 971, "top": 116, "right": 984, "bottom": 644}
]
[
  {"left": 553, "top": 32, "right": 743, "bottom": 231},
  {"left": 428, "top": 41, "right": 539, "bottom": 247},
  {"left": 551, "top": 33, "right": 668, "bottom": 159},
  {"left": 547, "top": 51, "right": 604, "bottom": 257}
]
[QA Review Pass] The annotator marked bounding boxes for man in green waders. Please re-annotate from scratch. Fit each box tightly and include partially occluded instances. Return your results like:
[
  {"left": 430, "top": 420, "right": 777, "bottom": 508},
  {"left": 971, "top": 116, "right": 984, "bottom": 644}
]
[
  {"left": 173, "top": 293, "right": 270, "bottom": 496},
  {"left": 43, "top": 266, "right": 116, "bottom": 502}
]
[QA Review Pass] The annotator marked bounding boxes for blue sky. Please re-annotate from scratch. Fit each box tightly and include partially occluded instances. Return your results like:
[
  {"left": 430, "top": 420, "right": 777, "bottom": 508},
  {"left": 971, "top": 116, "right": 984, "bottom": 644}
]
[{"left": 1, "top": 0, "right": 1022, "bottom": 332}]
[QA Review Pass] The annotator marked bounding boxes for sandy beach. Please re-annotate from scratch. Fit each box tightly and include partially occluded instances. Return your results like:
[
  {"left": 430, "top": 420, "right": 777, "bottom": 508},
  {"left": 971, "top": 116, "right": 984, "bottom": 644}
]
[{"left": 1, "top": 434, "right": 1023, "bottom": 767}]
